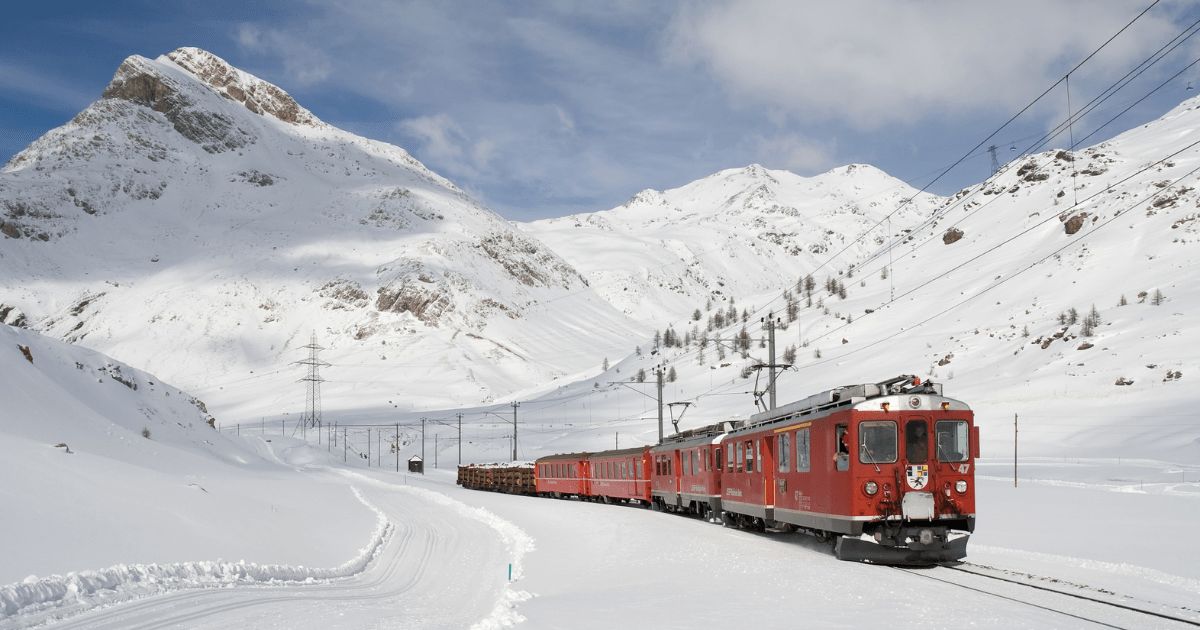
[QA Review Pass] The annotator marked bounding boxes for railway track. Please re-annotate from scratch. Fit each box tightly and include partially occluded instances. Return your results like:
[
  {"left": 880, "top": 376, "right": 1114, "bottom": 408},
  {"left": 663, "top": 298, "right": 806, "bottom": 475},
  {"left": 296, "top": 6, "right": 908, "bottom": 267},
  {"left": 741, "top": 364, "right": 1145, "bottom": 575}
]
[{"left": 894, "top": 562, "right": 1200, "bottom": 629}]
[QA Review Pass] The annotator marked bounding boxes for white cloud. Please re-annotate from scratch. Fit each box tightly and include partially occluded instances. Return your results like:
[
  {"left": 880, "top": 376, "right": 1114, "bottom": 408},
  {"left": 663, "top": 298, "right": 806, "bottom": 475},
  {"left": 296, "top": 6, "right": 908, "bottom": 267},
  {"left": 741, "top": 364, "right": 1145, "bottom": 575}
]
[
  {"left": 397, "top": 113, "right": 500, "bottom": 178},
  {"left": 755, "top": 133, "right": 836, "bottom": 173},
  {"left": 398, "top": 113, "right": 466, "bottom": 162},
  {"left": 235, "top": 23, "right": 332, "bottom": 86},
  {"left": 666, "top": 0, "right": 1185, "bottom": 129},
  {"left": 553, "top": 105, "right": 576, "bottom": 134}
]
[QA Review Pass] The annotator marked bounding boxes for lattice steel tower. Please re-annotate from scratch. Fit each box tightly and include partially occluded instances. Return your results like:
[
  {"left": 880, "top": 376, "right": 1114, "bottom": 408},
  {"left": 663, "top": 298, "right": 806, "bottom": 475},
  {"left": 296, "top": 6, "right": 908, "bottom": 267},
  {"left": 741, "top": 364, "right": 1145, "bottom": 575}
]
[{"left": 296, "top": 332, "right": 330, "bottom": 432}]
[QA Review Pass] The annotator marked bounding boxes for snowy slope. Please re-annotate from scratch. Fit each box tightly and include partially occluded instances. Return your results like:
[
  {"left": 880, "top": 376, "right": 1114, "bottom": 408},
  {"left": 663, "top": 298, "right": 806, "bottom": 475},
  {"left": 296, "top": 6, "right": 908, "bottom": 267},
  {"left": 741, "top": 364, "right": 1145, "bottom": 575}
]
[
  {"left": 0, "top": 48, "right": 639, "bottom": 420},
  {"left": 504, "top": 99, "right": 1200, "bottom": 466},
  {"left": 0, "top": 325, "right": 378, "bottom": 588},
  {"left": 520, "top": 163, "right": 939, "bottom": 321}
]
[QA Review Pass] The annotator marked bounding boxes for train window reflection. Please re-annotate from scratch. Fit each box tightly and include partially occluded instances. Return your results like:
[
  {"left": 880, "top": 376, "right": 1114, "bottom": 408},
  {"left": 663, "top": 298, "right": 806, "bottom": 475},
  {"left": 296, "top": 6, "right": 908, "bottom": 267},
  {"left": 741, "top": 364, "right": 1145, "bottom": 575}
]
[
  {"left": 797, "top": 428, "right": 811, "bottom": 472},
  {"left": 778, "top": 432, "right": 790, "bottom": 472},
  {"left": 936, "top": 421, "right": 969, "bottom": 462},
  {"left": 859, "top": 421, "right": 898, "bottom": 464}
]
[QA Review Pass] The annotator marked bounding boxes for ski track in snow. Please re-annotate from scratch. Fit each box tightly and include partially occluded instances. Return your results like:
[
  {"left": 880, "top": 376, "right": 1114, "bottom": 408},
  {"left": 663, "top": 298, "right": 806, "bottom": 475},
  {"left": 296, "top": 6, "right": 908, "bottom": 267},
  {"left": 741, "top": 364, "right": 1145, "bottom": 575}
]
[
  {"left": 324, "top": 467, "right": 538, "bottom": 630},
  {"left": 971, "top": 544, "right": 1200, "bottom": 595},
  {"left": 0, "top": 471, "right": 534, "bottom": 630}
]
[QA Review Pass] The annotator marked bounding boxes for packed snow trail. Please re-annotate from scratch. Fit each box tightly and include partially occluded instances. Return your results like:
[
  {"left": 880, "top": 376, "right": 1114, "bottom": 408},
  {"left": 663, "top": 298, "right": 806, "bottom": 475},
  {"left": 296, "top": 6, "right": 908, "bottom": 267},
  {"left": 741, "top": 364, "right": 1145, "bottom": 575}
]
[{"left": 2, "top": 475, "right": 528, "bottom": 630}]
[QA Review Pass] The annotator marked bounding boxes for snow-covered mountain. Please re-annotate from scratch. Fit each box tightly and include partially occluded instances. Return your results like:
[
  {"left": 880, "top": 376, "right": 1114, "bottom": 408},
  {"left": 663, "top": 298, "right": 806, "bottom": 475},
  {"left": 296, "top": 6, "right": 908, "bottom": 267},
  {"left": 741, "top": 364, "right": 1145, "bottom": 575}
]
[
  {"left": 0, "top": 48, "right": 639, "bottom": 419},
  {"left": 4, "top": 46, "right": 1199, "bottom": 464},
  {"left": 516, "top": 100, "right": 1200, "bottom": 464},
  {"left": 519, "top": 163, "right": 939, "bottom": 321}
]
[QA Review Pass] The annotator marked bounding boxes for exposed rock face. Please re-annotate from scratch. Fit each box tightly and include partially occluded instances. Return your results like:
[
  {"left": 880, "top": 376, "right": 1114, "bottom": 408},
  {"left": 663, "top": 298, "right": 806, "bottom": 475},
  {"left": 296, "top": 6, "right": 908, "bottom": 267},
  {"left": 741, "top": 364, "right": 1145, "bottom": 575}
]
[
  {"left": 943, "top": 227, "right": 964, "bottom": 244},
  {"left": 1064, "top": 213, "right": 1087, "bottom": 235},
  {"left": 165, "top": 48, "right": 319, "bottom": 127},
  {"left": 0, "top": 47, "right": 604, "bottom": 413},
  {"left": 376, "top": 280, "right": 453, "bottom": 323},
  {"left": 101, "top": 56, "right": 252, "bottom": 153}
]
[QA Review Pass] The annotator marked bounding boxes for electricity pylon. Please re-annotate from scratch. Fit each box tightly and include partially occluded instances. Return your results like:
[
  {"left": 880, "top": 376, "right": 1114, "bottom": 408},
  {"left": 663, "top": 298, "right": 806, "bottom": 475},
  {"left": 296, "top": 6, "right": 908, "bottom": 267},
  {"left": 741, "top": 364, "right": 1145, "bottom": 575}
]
[{"left": 295, "top": 331, "right": 330, "bottom": 435}]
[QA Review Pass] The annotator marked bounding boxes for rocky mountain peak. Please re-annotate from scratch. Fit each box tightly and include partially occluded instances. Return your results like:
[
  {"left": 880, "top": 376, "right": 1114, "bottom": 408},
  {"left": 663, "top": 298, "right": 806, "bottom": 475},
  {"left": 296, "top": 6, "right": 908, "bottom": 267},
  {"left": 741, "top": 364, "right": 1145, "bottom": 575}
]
[{"left": 164, "top": 47, "right": 319, "bottom": 127}]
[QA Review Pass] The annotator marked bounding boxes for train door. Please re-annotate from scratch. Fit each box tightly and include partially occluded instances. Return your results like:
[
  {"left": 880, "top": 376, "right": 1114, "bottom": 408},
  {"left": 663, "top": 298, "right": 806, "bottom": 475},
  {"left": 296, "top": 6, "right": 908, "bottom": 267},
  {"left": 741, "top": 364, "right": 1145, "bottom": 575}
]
[{"left": 763, "top": 436, "right": 777, "bottom": 508}]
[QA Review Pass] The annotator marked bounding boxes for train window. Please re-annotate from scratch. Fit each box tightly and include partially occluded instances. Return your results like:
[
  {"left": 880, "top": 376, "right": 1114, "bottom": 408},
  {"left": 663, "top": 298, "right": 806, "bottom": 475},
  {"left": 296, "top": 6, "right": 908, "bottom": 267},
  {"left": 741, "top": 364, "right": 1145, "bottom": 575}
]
[
  {"left": 689, "top": 450, "right": 696, "bottom": 475},
  {"left": 835, "top": 425, "right": 850, "bottom": 472},
  {"left": 796, "top": 429, "right": 811, "bottom": 472},
  {"left": 906, "top": 420, "right": 929, "bottom": 464},
  {"left": 705, "top": 448, "right": 712, "bottom": 472},
  {"left": 736, "top": 442, "right": 744, "bottom": 473},
  {"left": 779, "top": 432, "right": 790, "bottom": 472},
  {"left": 745, "top": 441, "right": 755, "bottom": 473},
  {"left": 756, "top": 440, "right": 763, "bottom": 472},
  {"left": 726, "top": 445, "right": 733, "bottom": 472},
  {"left": 935, "top": 420, "right": 970, "bottom": 462},
  {"left": 859, "top": 421, "right": 898, "bottom": 464}
]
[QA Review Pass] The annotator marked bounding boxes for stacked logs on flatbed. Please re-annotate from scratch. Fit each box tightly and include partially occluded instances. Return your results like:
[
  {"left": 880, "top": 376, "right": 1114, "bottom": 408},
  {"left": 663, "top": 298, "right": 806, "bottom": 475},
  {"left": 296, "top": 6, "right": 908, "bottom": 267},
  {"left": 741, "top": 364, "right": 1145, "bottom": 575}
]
[{"left": 457, "top": 463, "right": 536, "bottom": 494}]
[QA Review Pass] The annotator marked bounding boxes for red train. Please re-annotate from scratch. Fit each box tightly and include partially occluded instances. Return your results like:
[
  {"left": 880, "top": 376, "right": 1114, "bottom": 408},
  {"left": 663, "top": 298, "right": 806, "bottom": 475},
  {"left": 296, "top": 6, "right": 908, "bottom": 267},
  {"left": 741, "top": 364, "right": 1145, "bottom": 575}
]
[{"left": 459, "top": 374, "right": 976, "bottom": 564}]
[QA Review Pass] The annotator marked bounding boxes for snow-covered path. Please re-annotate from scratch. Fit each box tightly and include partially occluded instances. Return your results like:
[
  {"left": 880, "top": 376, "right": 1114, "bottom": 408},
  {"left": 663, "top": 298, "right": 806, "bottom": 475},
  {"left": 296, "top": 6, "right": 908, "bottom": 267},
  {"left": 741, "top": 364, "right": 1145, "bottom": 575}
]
[{"left": 6, "top": 473, "right": 525, "bottom": 630}]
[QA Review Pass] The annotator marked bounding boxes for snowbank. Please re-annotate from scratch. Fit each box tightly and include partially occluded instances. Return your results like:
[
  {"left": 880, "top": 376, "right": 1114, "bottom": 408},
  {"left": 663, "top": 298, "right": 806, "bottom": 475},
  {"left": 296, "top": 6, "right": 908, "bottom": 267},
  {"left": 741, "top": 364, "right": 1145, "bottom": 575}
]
[{"left": 0, "top": 487, "right": 391, "bottom": 619}]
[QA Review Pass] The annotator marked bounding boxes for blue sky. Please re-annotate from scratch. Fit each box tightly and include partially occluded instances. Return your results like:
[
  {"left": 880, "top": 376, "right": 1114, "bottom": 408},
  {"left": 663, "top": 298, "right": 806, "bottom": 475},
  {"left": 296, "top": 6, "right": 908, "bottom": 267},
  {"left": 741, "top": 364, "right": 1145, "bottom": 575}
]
[{"left": 3, "top": 1, "right": 1199, "bottom": 221}]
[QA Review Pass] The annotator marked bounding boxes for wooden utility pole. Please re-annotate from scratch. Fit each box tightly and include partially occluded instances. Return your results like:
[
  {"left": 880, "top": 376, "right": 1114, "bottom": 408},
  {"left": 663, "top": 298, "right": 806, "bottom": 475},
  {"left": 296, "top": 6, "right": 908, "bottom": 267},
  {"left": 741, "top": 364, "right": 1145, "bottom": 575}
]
[{"left": 457, "top": 413, "right": 463, "bottom": 466}]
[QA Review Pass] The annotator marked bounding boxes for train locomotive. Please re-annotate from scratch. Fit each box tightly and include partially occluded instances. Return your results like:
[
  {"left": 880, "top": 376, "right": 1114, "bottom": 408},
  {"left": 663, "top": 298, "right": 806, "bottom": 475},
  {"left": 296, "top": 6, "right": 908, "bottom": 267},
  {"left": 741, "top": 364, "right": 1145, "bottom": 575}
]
[{"left": 457, "top": 374, "right": 977, "bottom": 565}]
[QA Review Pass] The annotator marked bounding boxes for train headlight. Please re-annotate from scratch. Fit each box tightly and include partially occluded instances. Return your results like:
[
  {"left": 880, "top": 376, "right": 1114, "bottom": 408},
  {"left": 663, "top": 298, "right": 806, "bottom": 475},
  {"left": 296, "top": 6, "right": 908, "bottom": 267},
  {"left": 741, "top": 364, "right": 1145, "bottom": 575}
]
[
  {"left": 955, "top": 480, "right": 968, "bottom": 494},
  {"left": 864, "top": 481, "right": 879, "bottom": 496}
]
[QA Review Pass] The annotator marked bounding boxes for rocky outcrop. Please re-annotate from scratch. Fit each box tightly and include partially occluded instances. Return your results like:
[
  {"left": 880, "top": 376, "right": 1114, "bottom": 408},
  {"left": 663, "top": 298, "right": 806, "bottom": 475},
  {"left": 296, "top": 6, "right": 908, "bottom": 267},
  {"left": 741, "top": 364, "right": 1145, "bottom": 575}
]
[
  {"left": 102, "top": 56, "right": 252, "bottom": 153},
  {"left": 376, "top": 279, "right": 454, "bottom": 323},
  {"left": 166, "top": 48, "right": 319, "bottom": 127}
]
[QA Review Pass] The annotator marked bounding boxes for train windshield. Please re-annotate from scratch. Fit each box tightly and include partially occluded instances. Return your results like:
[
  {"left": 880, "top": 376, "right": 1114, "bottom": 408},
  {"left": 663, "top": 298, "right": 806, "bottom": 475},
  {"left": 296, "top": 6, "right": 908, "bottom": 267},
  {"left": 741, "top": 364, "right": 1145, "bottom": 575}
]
[
  {"left": 905, "top": 419, "right": 929, "bottom": 463},
  {"left": 858, "top": 421, "right": 898, "bottom": 464},
  {"left": 936, "top": 420, "right": 970, "bottom": 462}
]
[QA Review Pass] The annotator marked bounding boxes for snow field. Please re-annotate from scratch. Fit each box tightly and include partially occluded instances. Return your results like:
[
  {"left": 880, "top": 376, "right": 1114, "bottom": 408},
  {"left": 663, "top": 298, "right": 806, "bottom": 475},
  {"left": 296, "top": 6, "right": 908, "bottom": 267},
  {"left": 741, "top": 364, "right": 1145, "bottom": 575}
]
[{"left": 0, "top": 487, "right": 390, "bottom": 619}]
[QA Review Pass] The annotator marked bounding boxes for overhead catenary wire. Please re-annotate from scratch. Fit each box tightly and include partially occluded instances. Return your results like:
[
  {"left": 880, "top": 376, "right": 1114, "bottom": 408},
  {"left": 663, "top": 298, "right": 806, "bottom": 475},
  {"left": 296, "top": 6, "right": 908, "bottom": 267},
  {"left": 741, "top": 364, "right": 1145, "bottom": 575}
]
[{"left": 679, "top": 2, "right": 1199, "bottom": 363}]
